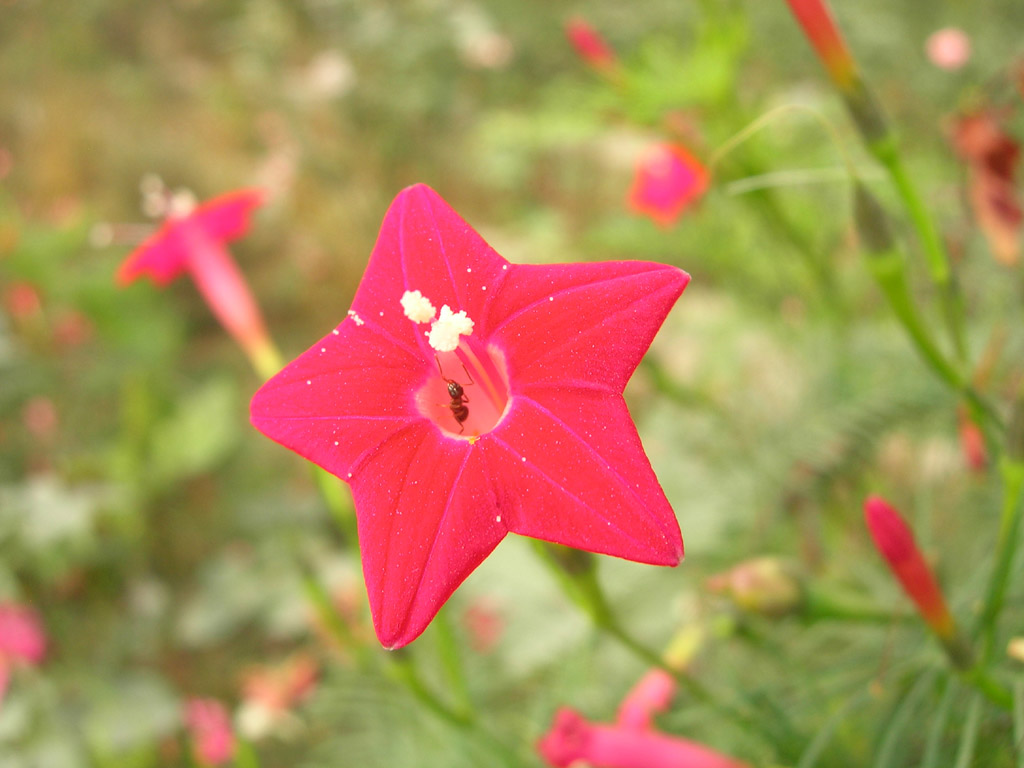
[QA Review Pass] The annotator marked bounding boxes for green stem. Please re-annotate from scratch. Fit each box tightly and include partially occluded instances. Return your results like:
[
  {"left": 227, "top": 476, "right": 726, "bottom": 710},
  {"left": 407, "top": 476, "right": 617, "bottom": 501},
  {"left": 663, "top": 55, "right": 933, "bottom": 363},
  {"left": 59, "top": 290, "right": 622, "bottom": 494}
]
[
  {"left": 960, "top": 666, "right": 1012, "bottom": 710},
  {"left": 869, "top": 138, "right": 966, "bottom": 362},
  {"left": 975, "top": 458, "right": 1024, "bottom": 665},
  {"left": 233, "top": 739, "right": 261, "bottom": 768}
]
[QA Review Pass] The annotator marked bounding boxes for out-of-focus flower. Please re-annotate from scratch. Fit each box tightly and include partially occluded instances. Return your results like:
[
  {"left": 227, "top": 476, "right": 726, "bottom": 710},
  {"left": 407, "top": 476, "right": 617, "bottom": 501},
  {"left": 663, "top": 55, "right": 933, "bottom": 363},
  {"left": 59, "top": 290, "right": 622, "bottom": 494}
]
[
  {"left": 251, "top": 184, "right": 688, "bottom": 648},
  {"left": 1008, "top": 636, "right": 1024, "bottom": 664},
  {"left": 616, "top": 669, "right": 675, "bottom": 730},
  {"left": 706, "top": 557, "right": 804, "bottom": 617},
  {"left": 0, "top": 604, "right": 46, "bottom": 707},
  {"left": 462, "top": 597, "right": 504, "bottom": 654},
  {"left": 565, "top": 17, "right": 617, "bottom": 72},
  {"left": 863, "top": 497, "right": 956, "bottom": 640},
  {"left": 116, "top": 186, "right": 281, "bottom": 376},
  {"left": 237, "top": 654, "right": 318, "bottom": 741},
  {"left": 21, "top": 397, "right": 58, "bottom": 441},
  {"left": 538, "top": 707, "right": 750, "bottom": 768},
  {"left": 184, "top": 698, "right": 236, "bottom": 766},
  {"left": 628, "top": 143, "right": 709, "bottom": 228},
  {"left": 3, "top": 282, "right": 42, "bottom": 320},
  {"left": 951, "top": 110, "right": 1022, "bottom": 265},
  {"left": 957, "top": 406, "right": 987, "bottom": 471},
  {"left": 926, "top": 28, "right": 971, "bottom": 71},
  {"left": 53, "top": 310, "right": 94, "bottom": 348}
]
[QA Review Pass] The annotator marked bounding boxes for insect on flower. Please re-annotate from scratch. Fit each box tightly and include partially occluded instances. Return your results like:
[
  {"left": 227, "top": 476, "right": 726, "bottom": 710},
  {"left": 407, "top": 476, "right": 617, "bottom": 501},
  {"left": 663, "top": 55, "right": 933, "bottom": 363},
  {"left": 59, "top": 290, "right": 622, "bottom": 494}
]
[{"left": 436, "top": 355, "right": 473, "bottom": 433}]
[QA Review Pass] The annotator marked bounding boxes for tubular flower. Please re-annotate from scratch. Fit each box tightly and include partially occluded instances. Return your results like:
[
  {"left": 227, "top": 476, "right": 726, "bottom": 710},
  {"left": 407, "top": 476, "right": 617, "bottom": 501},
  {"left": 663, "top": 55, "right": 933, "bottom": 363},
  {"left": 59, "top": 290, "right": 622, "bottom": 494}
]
[
  {"left": 863, "top": 496, "right": 956, "bottom": 639},
  {"left": 565, "top": 17, "right": 617, "bottom": 72},
  {"left": 538, "top": 707, "right": 750, "bottom": 768},
  {"left": 184, "top": 698, "right": 236, "bottom": 767},
  {"left": 116, "top": 188, "right": 280, "bottom": 377},
  {"left": 628, "top": 143, "right": 709, "bottom": 229},
  {"left": 251, "top": 184, "right": 688, "bottom": 648},
  {"left": 783, "top": 0, "right": 888, "bottom": 144}
]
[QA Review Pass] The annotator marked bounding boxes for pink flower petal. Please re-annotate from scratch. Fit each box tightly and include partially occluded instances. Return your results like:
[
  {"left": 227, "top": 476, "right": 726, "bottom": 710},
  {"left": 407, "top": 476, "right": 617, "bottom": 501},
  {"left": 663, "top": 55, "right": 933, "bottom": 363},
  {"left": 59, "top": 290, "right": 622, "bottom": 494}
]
[
  {"left": 616, "top": 669, "right": 675, "bottom": 730},
  {"left": 251, "top": 184, "right": 688, "bottom": 647},
  {"left": 116, "top": 188, "right": 264, "bottom": 287},
  {"left": 352, "top": 424, "right": 507, "bottom": 648},
  {"left": 483, "top": 387, "right": 681, "bottom": 565},
  {"left": 0, "top": 604, "right": 46, "bottom": 665}
]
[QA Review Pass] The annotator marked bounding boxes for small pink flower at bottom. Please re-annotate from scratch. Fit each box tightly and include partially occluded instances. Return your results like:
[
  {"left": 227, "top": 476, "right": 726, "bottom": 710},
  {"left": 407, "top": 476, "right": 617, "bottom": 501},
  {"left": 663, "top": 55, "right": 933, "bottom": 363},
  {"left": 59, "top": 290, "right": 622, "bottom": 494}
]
[
  {"left": 184, "top": 698, "right": 236, "bottom": 766},
  {"left": 616, "top": 669, "right": 675, "bottom": 730},
  {"left": 237, "top": 654, "right": 318, "bottom": 740},
  {"left": 0, "top": 603, "right": 46, "bottom": 707},
  {"left": 538, "top": 708, "right": 750, "bottom": 768},
  {"left": 0, "top": 603, "right": 46, "bottom": 665},
  {"left": 863, "top": 496, "right": 955, "bottom": 638},
  {"left": 117, "top": 188, "right": 279, "bottom": 375},
  {"left": 628, "top": 144, "right": 709, "bottom": 228},
  {"left": 251, "top": 184, "right": 688, "bottom": 648}
]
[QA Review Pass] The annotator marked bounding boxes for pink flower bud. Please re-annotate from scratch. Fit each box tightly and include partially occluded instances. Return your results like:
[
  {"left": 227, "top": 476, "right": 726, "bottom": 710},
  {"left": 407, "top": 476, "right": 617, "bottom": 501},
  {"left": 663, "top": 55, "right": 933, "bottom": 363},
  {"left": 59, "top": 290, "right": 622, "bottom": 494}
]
[{"left": 565, "top": 17, "right": 617, "bottom": 70}]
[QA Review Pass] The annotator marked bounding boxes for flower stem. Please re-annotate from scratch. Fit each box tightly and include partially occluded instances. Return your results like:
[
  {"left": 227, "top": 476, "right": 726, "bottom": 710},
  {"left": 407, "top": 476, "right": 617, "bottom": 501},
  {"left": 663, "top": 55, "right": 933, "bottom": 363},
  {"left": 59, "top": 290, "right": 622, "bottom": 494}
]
[
  {"left": 869, "top": 142, "right": 966, "bottom": 362},
  {"left": 974, "top": 457, "right": 1024, "bottom": 666}
]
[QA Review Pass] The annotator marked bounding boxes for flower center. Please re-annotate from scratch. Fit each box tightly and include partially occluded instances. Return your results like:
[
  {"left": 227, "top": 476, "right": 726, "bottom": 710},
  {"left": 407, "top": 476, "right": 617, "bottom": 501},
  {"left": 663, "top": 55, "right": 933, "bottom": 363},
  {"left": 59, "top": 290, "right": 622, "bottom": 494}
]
[
  {"left": 417, "top": 340, "right": 510, "bottom": 439},
  {"left": 400, "top": 289, "right": 510, "bottom": 439}
]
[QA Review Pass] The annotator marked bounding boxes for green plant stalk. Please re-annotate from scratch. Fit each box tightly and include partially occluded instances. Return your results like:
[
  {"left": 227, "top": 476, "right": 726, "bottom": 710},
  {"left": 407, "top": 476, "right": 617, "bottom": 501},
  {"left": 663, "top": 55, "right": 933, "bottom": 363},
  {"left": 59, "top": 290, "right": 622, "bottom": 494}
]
[
  {"left": 862, "top": 247, "right": 1000, "bottom": 437},
  {"left": 803, "top": 584, "right": 914, "bottom": 624},
  {"left": 234, "top": 739, "right": 262, "bottom": 768},
  {"left": 974, "top": 457, "right": 1024, "bottom": 666},
  {"left": 868, "top": 139, "right": 966, "bottom": 362},
  {"left": 434, "top": 606, "right": 475, "bottom": 720}
]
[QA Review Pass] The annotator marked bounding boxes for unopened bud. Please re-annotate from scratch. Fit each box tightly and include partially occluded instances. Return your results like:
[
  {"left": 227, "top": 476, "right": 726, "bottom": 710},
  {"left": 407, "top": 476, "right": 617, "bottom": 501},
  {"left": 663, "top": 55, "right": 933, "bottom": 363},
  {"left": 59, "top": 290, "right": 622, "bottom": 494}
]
[{"left": 706, "top": 557, "right": 804, "bottom": 618}]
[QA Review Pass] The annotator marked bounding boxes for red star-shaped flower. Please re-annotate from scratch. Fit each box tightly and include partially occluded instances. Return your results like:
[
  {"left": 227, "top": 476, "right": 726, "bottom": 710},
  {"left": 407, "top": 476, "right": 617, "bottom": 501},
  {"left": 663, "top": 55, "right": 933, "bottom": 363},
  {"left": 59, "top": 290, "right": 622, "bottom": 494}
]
[{"left": 250, "top": 184, "right": 688, "bottom": 648}]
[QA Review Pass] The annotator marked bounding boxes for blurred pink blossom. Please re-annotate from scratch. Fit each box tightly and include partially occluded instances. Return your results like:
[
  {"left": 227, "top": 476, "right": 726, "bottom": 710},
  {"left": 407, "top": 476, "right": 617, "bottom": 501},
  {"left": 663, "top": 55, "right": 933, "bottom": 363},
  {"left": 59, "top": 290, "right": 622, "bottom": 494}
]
[
  {"left": 184, "top": 698, "right": 236, "bottom": 766},
  {"left": 628, "top": 143, "right": 709, "bottom": 228},
  {"left": 615, "top": 669, "right": 674, "bottom": 730},
  {"left": 565, "top": 17, "right": 617, "bottom": 71},
  {"left": 538, "top": 707, "right": 750, "bottom": 768},
  {"left": 0, "top": 604, "right": 46, "bottom": 665},
  {"left": 3, "top": 282, "right": 42, "bottom": 320},
  {"left": 117, "top": 188, "right": 280, "bottom": 376},
  {"left": 0, "top": 603, "right": 46, "bottom": 708},
  {"left": 21, "top": 397, "right": 58, "bottom": 440},
  {"left": 926, "top": 28, "right": 971, "bottom": 71}
]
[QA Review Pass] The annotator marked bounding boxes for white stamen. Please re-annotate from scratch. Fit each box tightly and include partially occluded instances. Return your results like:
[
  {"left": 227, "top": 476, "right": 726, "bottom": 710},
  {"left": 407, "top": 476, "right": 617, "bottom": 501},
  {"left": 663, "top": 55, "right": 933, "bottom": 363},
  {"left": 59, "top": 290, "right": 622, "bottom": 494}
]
[
  {"left": 427, "top": 304, "right": 474, "bottom": 352},
  {"left": 401, "top": 290, "right": 436, "bottom": 323}
]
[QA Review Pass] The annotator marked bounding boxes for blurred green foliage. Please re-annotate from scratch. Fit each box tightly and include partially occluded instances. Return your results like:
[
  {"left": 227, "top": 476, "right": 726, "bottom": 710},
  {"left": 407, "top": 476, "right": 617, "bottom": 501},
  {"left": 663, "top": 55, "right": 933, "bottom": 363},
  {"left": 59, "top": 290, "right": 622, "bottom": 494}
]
[{"left": 2, "top": 0, "right": 1024, "bottom": 766}]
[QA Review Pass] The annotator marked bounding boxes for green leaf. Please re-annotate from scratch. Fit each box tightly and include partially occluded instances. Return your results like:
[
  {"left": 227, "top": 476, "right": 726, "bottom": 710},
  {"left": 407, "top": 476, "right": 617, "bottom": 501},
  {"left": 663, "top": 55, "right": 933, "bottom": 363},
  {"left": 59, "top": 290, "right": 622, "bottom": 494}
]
[{"left": 148, "top": 377, "right": 240, "bottom": 489}]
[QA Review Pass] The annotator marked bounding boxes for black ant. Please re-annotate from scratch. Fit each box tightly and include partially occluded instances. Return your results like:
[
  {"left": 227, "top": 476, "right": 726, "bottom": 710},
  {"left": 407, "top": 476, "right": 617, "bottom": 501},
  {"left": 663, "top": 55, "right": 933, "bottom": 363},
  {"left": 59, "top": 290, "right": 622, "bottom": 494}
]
[{"left": 436, "top": 355, "right": 473, "bottom": 433}]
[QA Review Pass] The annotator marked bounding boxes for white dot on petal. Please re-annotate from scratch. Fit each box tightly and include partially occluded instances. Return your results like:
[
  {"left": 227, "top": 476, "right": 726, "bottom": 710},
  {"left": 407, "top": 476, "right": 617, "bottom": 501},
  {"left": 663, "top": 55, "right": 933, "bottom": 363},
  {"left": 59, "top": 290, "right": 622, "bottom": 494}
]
[
  {"left": 502, "top": 264, "right": 508, "bottom": 270},
  {"left": 481, "top": 285, "right": 487, "bottom": 291},
  {"left": 548, "top": 296, "right": 553, "bottom": 301},
  {"left": 332, "top": 329, "right": 339, "bottom": 335},
  {"left": 347, "top": 472, "right": 352, "bottom": 478},
  {"left": 306, "top": 380, "right": 311, "bottom": 385},
  {"left": 334, "top": 441, "right": 339, "bottom": 446},
  {"left": 496, "top": 515, "right": 501, "bottom": 523},
  {"left": 466, "top": 267, "right": 472, "bottom": 273},
  {"left": 521, "top": 456, "right": 526, "bottom": 462},
  {"left": 321, "top": 347, "right": 326, "bottom": 352},
  {"left": 379, "top": 311, "right": 384, "bottom": 317}
]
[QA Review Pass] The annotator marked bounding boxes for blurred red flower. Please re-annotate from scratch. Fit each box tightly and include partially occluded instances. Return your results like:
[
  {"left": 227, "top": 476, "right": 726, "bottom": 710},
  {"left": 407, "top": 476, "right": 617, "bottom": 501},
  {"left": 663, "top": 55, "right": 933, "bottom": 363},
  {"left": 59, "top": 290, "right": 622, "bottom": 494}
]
[
  {"left": 251, "top": 184, "right": 688, "bottom": 648},
  {"left": 628, "top": 144, "right": 709, "bottom": 228},
  {"left": 951, "top": 111, "right": 1022, "bottom": 265},
  {"left": 184, "top": 698, "right": 236, "bottom": 766},
  {"left": 783, "top": 0, "right": 857, "bottom": 91},
  {"left": 565, "top": 17, "right": 617, "bottom": 71},
  {"left": 116, "top": 188, "right": 280, "bottom": 375}
]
